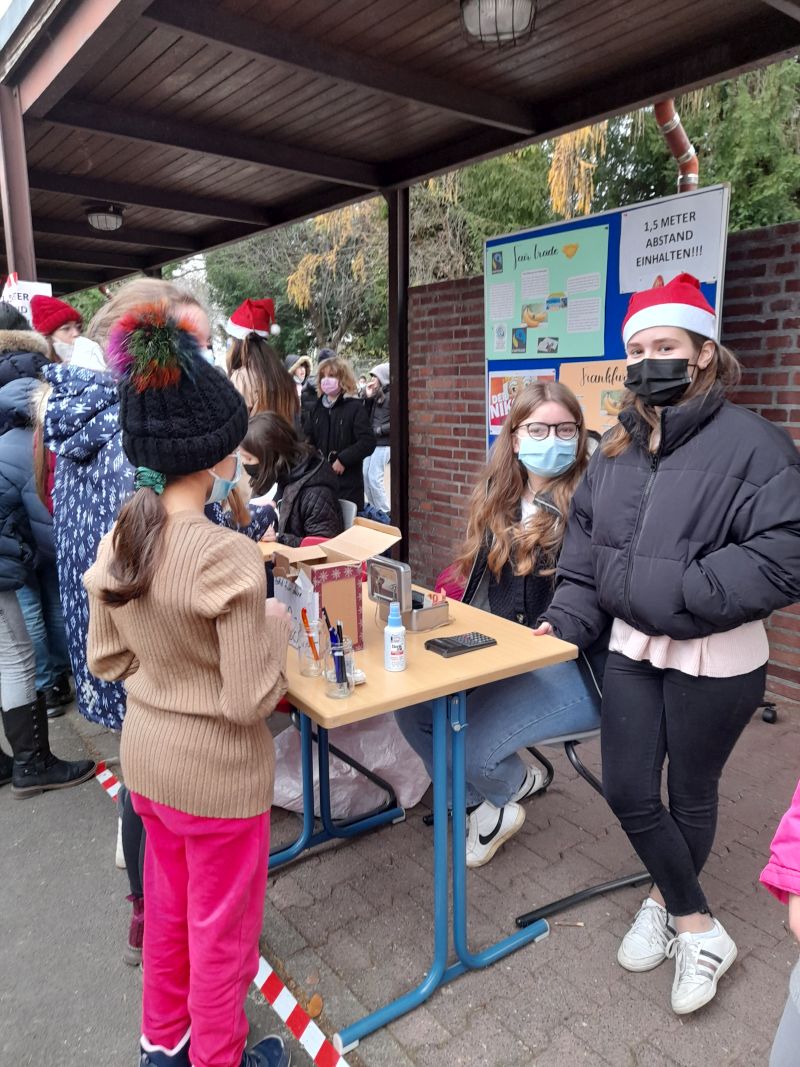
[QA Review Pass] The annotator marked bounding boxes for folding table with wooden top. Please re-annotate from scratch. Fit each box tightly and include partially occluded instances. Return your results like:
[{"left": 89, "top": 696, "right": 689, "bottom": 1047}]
[{"left": 271, "top": 590, "right": 577, "bottom": 1054}]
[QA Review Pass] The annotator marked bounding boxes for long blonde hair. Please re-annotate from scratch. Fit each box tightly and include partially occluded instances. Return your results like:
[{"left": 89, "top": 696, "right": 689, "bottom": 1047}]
[
  {"left": 603, "top": 332, "right": 741, "bottom": 457},
  {"left": 456, "top": 382, "right": 590, "bottom": 580}
]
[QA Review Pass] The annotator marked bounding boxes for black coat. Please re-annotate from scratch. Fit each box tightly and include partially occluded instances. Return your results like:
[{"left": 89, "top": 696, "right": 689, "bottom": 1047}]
[
  {"left": 365, "top": 385, "right": 390, "bottom": 445},
  {"left": 276, "top": 456, "right": 345, "bottom": 548},
  {"left": 299, "top": 379, "right": 318, "bottom": 434},
  {"left": 545, "top": 388, "right": 800, "bottom": 647},
  {"left": 305, "top": 394, "right": 376, "bottom": 508}
]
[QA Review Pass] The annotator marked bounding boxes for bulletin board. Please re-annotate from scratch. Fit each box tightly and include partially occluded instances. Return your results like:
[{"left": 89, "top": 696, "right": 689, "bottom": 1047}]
[{"left": 484, "top": 184, "right": 730, "bottom": 442}]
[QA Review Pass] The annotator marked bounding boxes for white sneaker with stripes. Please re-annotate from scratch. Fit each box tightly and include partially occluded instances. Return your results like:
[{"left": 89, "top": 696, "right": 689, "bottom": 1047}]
[
  {"left": 666, "top": 921, "right": 737, "bottom": 1014},
  {"left": 618, "top": 897, "right": 676, "bottom": 972}
]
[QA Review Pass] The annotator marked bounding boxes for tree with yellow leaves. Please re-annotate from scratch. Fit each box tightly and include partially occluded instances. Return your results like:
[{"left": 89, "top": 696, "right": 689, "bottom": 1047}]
[{"left": 285, "top": 202, "right": 386, "bottom": 349}]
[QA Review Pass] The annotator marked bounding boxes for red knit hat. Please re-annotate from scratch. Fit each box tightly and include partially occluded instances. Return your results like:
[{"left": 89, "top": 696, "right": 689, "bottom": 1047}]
[
  {"left": 622, "top": 273, "right": 716, "bottom": 347},
  {"left": 30, "top": 294, "right": 82, "bottom": 336},
  {"left": 225, "top": 298, "right": 281, "bottom": 339}
]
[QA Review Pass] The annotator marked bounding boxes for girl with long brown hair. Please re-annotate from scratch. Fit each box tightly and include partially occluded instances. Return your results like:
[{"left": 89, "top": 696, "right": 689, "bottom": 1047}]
[
  {"left": 536, "top": 274, "right": 800, "bottom": 1016},
  {"left": 395, "top": 380, "right": 602, "bottom": 868},
  {"left": 224, "top": 299, "right": 298, "bottom": 424},
  {"left": 84, "top": 302, "right": 291, "bottom": 1067},
  {"left": 241, "top": 412, "right": 343, "bottom": 546}
]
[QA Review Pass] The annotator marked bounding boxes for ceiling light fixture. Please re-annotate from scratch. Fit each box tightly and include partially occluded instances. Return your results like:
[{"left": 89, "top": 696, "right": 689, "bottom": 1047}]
[
  {"left": 460, "top": 0, "right": 537, "bottom": 46},
  {"left": 86, "top": 204, "right": 124, "bottom": 232}
]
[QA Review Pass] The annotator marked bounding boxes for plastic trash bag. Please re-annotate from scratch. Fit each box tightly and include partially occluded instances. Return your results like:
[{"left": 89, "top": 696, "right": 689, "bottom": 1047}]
[{"left": 272, "top": 715, "right": 431, "bottom": 819}]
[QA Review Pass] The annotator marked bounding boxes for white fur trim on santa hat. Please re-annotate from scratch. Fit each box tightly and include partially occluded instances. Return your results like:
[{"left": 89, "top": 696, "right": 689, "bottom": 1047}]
[
  {"left": 225, "top": 319, "right": 281, "bottom": 339},
  {"left": 225, "top": 317, "right": 268, "bottom": 339},
  {"left": 623, "top": 302, "right": 716, "bottom": 346}
]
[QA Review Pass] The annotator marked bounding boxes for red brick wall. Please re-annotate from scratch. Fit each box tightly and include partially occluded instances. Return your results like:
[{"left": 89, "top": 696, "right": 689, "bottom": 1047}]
[
  {"left": 407, "top": 222, "right": 800, "bottom": 704},
  {"left": 723, "top": 222, "right": 800, "bottom": 705}
]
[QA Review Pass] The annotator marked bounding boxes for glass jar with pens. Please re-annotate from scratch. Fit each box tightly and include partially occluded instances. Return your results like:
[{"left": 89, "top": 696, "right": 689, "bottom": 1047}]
[
  {"left": 298, "top": 609, "right": 328, "bottom": 677},
  {"left": 322, "top": 609, "right": 355, "bottom": 699}
]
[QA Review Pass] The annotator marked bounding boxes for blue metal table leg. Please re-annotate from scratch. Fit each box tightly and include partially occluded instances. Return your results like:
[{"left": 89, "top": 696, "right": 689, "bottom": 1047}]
[
  {"left": 269, "top": 713, "right": 317, "bottom": 869},
  {"left": 317, "top": 726, "right": 405, "bottom": 841},
  {"left": 334, "top": 697, "right": 451, "bottom": 1053},
  {"left": 449, "top": 691, "right": 550, "bottom": 967}
]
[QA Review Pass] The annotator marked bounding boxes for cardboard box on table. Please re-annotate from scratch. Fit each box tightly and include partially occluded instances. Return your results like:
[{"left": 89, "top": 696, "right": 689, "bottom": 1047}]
[{"left": 265, "top": 518, "right": 401, "bottom": 651}]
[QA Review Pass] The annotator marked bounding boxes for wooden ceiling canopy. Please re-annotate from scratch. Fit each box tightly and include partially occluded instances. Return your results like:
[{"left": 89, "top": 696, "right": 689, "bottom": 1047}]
[{"left": 1, "top": 0, "right": 799, "bottom": 293}]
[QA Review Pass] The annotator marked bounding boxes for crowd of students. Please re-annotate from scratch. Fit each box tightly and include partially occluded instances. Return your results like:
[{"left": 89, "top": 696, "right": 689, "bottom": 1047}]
[{"left": 0, "top": 272, "right": 798, "bottom": 1065}]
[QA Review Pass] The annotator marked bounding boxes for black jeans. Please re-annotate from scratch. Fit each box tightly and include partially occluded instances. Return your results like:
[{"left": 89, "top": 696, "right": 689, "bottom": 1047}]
[
  {"left": 118, "top": 784, "right": 146, "bottom": 899},
  {"left": 601, "top": 652, "right": 766, "bottom": 916}
]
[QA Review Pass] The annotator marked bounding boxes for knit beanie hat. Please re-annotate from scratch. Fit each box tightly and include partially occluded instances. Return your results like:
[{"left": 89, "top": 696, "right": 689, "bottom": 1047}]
[
  {"left": 0, "top": 300, "right": 31, "bottom": 331},
  {"left": 107, "top": 301, "right": 248, "bottom": 476},
  {"left": 622, "top": 273, "right": 716, "bottom": 346},
  {"left": 30, "top": 294, "right": 82, "bottom": 336},
  {"left": 370, "top": 362, "right": 390, "bottom": 388}
]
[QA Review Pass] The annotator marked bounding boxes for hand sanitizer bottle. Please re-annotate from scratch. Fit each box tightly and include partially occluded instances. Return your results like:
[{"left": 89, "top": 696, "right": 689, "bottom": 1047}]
[{"left": 384, "top": 601, "right": 407, "bottom": 672}]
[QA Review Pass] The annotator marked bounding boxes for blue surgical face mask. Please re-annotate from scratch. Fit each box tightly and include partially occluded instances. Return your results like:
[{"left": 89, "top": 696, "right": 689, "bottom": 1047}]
[
  {"left": 517, "top": 435, "right": 578, "bottom": 478},
  {"left": 206, "top": 452, "right": 242, "bottom": 505}
]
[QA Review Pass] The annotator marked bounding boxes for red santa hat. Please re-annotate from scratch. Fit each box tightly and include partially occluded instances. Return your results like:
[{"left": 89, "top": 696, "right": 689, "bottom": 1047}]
[
  {"left": 622, "top": 273, "right": 716, "bottom": 347},
  {"left": 225, "top": 298, "right": 281, "bottom": 339},
  {"left": 30, "top": 294, "right": 82, "bottom": 336}
]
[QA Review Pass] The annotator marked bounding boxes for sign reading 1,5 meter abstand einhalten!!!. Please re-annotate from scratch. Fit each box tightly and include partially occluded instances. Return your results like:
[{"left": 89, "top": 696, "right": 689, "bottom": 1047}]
[{"left": 483, "top": 184, "right": 730, "bottom": 442}]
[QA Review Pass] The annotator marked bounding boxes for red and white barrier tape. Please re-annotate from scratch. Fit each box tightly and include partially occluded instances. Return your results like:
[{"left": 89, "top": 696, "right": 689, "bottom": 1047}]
[
  {"left": 254, "top": 957, "right": 347, "bottom": 1067},
  {"left": 95, "top": 761, "right": 122, "bottom": 800},
  {"left": 94, "top": 762, "right": 349, "bottom": 1066}
]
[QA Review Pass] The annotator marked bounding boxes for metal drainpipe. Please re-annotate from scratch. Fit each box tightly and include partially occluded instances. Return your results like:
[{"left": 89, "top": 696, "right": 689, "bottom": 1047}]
[{"left": 653, "top": 99, "right": 699, "bottom": 192}]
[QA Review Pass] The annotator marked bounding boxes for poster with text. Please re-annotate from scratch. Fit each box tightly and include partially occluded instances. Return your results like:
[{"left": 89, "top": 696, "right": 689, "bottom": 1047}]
[
  {"left": 559, "top": 360, "right": 628, "bottom": 434},
  {"left": 619, "top": 186, "right": 728, "bottom": 297},
  {"left": 485, "top": 224, "right": 609, "bottom": 361},
  {"left": 487, "top": 365, "right": 557, "bottom": 439}
]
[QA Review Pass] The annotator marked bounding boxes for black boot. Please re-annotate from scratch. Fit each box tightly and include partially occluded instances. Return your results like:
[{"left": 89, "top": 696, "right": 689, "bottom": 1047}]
[
  {"left": 1, "top": 694, "right": 95, "bottom": 799},
  {"left": 45, "top": 671, "right": 73, "bottom": 719},
  {"left": 0, "top": 743, "right": 12, "bottom": 786}
]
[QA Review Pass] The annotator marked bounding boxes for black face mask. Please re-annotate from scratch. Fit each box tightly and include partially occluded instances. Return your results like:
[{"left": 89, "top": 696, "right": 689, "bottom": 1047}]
[
  {"left": 624, "top": 358, "right": 695, "bottom": 407},
  {"left": 243, "top": 462, "right": 260, "bottom": 479}
]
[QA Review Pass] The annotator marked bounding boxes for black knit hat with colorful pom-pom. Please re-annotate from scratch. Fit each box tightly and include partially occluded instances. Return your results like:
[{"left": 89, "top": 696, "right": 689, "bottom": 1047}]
[{"left": 107, "top": 301, "right": 247, "bottom": 475}]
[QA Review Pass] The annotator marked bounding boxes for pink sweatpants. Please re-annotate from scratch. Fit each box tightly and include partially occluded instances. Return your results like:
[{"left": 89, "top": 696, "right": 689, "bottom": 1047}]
[{"left": 132, "top": 793, "right": 271, "bottom": 1067}]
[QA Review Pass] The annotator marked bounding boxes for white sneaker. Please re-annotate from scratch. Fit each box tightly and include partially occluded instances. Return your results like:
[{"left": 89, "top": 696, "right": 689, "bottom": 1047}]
[
  {"left": 115, "top": 817, "right": 125, "bottom": 870},
  {"left": 666, "top": 920, "right": 737, "bottom": 1014},
  {"left": 618, "top": 898, "right": 676, "bottom": 972},
  {"left": 466, "top": 800, "right": 525, "bottom": 868},
  {"left": 511, "top": 763, "right": 546, "bottom": 803}
]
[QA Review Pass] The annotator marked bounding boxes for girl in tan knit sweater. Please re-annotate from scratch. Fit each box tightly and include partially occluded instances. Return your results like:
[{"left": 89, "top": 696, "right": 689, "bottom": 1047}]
[{"left": 83, "top": 303, "right": 292, "bottom": 1067}]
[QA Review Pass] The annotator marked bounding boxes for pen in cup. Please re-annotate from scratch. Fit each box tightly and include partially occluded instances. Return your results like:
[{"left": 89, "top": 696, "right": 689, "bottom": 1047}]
[
  {"left": 331, "top": 623, "right": 346, "bottom": 683},
  {"left": 300, "top": 608, "right": 319, "bottom": 661}
]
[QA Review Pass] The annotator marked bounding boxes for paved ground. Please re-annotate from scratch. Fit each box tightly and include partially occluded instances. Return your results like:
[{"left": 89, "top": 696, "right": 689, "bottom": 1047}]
[{"left": 1, "top": 699, "right": 798, "bottom": 1066}]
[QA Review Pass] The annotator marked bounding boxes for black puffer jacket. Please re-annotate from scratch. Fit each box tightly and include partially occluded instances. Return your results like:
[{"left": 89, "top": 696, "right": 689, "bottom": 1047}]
[
  {"left": 305, "top": 394, "right": 376, "bottom": 508},
  {"left": 545, "top": 388, "right": 800, "bottom": 647},
  {"left": 365, "top": 385, "right": 390, "bottom": 445},
  {"left": 276, "top": 456, "right": 345, "bottom": 547}
]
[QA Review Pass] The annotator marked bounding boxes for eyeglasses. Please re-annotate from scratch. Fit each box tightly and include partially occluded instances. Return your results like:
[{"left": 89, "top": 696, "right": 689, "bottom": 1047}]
[{"left": 516, "top": 421, "right": 580, "bottom": 441}]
